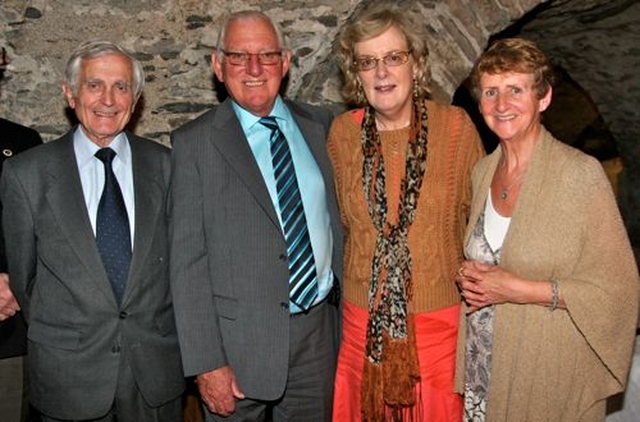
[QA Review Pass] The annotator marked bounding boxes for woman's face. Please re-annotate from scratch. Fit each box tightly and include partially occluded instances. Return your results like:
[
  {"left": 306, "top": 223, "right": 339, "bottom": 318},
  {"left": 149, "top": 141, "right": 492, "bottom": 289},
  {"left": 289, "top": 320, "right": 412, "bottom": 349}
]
[
  {"left": 354, "top": 25, "right": 416, "bottom": 128},
  {"left": 478, "top": 71, "right": 551, "bottom": 144}
]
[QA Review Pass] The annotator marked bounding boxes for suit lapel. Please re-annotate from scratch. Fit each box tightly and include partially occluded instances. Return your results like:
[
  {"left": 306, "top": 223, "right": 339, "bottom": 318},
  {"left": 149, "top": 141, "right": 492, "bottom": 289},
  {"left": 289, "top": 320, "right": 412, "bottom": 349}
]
[
  {"left": 44, "top": 134, "right": 117, "bottom": 304},
  {"left": 121, "top": 135, "right": 164, "bottom": 306},
  {"left": 211, "top": 100, "right": 281, "bottom": 228}
]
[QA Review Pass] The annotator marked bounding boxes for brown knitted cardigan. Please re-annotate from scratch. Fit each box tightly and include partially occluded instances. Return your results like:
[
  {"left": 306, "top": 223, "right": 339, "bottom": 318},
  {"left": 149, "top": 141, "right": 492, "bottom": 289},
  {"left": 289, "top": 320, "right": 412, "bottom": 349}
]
[
  {"left": 454, "top": 127, "right": 640, "bottom": 422},
  {"left": 327, "top": 100, "right": 484, "bottom": 314}
]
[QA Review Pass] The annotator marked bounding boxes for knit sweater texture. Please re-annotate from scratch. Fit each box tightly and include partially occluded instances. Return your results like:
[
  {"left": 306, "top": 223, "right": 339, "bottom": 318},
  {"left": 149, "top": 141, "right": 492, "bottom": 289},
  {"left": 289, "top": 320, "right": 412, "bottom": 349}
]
[
  {"left": 327, "top": 100, "right": 484, "bottom": 313},
  {"left": 454, "top": 127, "right": 639, "bottom": 422}
]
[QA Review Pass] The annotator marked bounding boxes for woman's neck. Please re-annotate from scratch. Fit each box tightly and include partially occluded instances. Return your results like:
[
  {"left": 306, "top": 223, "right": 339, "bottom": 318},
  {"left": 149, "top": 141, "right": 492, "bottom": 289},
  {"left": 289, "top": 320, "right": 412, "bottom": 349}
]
[{"left": 374, "top": 105, "right": 413, "bottom": 131}]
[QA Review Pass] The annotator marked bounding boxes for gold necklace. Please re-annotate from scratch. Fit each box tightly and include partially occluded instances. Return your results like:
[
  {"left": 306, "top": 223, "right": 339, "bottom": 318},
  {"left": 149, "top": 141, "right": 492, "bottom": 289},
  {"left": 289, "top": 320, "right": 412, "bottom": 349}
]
[{"left": 500, "top": 170, "right": 525, "bottom": 200}]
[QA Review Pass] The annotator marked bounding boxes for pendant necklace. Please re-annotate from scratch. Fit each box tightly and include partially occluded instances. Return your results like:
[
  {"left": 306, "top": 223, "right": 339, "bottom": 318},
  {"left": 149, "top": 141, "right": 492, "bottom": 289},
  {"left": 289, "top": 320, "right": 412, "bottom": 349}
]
[{"left": 500, "top": 170, "right": 525, "bottom": 200}]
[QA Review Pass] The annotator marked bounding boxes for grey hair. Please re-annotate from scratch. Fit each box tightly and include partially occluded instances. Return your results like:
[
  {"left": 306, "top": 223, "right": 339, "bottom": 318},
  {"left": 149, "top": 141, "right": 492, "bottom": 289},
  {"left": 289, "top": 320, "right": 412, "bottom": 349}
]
[
  {"left": 215, "top": 10, "right": 288, "bottom": 62},
  {"left": 64, "top": 40, "right": 145, "bottom": 100}
]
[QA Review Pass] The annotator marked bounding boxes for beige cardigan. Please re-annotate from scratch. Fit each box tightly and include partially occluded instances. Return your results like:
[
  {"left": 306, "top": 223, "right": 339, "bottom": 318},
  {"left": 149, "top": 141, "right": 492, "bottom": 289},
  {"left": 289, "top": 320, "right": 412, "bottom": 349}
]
[{"left": 454, "top": 127, "right": 639, "bottom": 421}]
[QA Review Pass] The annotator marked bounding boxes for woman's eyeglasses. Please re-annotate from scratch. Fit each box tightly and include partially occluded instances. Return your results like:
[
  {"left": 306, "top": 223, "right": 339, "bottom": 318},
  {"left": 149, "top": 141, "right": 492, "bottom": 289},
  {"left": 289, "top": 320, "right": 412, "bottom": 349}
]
[{"left": 353, "top": 50, "right": 412, "bottom": 71}]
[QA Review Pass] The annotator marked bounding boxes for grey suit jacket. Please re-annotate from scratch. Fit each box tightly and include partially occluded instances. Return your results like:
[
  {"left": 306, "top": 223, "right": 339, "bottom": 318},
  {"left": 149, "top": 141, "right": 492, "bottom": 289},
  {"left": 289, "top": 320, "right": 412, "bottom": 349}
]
[
  {"left": 0, "top": 130, "right": 185, "bottom": 419},
  {"left": 169, "top": 98, "right": 343, "bottom": 400},
  {"left": 0, "top": 118, "right": 42, "bottom": 360}
]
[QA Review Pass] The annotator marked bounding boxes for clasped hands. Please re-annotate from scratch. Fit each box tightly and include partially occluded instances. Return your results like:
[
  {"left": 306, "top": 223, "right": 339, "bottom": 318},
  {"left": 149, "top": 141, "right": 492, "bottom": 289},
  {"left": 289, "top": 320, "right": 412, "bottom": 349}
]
[
  {"left": 456, "top": 261, "right": 522, "bottom": 314},
  {"left": 0, "top": 273, "right": 21, "bottom": 321}
]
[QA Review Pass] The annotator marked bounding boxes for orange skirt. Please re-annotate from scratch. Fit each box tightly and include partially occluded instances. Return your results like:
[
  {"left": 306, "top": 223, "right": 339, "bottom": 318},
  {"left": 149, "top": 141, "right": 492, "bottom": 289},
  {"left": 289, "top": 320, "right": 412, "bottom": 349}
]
[{"left": 333, "top": 301, "right": 462, "bottom": 421}]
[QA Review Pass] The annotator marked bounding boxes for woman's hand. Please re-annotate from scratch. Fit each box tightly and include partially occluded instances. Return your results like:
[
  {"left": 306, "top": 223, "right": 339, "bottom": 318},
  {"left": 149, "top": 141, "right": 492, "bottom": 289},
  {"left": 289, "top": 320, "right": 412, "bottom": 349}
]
[{"left": 456, "top": 261, "right": 526, "bottom": 313}]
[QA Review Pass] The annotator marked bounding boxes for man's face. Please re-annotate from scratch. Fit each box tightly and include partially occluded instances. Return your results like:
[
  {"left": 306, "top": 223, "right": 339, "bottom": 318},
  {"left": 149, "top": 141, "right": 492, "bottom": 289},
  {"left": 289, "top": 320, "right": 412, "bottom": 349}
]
[
  {"left": 63, "top": 53, "right": 137, "bottom": 147},
  {"left": 212, "top": 17, "right": 291, "bottom": 117}
]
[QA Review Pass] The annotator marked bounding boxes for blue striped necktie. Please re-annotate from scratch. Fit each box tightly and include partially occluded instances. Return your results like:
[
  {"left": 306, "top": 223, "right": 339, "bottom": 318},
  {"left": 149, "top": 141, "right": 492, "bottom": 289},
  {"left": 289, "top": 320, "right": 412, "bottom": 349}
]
[
  {"left": 95, "top": 148, "right": 131, "bottom": 304},
  {"left": 260, "top": 116, "right": 318, "bottom": 311}
]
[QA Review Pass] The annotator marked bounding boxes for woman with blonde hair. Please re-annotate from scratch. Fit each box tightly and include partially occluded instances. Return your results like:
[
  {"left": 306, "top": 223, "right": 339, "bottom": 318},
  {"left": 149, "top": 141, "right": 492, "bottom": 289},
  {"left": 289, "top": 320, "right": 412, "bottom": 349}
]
[{"left": 328, "top": 2, "right": 484, "bottom": 420}]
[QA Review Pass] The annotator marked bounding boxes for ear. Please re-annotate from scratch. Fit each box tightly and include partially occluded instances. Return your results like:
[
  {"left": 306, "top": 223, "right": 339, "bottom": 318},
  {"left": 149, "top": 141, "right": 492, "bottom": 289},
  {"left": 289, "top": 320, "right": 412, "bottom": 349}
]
[
  {"left": 61, "top": 82, "right": 76, "bottom": 109},
  {"left": 129, "top": 98, "right": 139, "bottom": 114},
  {"left": 539, "top": 86, "right": 553, "bottom": 112},
  {"left": 212, "top": 51, "right": 224, "bottom": 83},
  {"left": 280, "top": 49, "right": 292, "bottom": 77}
]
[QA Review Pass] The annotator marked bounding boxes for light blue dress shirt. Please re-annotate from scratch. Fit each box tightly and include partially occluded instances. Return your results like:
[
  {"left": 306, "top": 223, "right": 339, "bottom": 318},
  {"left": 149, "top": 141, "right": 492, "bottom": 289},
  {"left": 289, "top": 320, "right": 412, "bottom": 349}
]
[
  {"left": 73, "top": 128, "right": 135, "bottom": 248},
  {"left": 233, "top": 97, "right": 334, "bottom": 313}
]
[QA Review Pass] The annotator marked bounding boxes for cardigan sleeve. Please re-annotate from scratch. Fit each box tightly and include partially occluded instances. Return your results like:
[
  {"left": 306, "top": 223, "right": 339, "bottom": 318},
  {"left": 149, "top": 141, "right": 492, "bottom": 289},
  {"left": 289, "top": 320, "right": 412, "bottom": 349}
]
[{"left": 559, "top": 156, "right": 639, "bottom": 387}]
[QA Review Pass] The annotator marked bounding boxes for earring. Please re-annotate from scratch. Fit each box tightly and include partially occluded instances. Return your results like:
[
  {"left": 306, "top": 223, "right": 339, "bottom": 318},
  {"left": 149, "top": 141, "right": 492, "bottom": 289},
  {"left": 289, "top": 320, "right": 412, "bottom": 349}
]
[
  {"left": 412, "top": 76, "right": 419, "bottom": 99},
  {"left": 356, "top": 80, "right": 366, "bottom": 104}
]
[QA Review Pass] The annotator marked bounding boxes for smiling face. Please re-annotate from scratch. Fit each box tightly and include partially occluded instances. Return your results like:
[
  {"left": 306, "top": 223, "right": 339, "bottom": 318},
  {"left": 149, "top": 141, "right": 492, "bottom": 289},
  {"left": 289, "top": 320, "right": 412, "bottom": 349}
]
[
  {"left": 62, "top": 53, "right": 137, "bottom": 147},
  {"left": 354, "top": 25, "right": 416, "bottom": 128},
  {"left": 478, "top": 71, "right": 552, "bottom": 144},
  {"left": 212, "top": 16, "right": 291, "bottom": 117}
]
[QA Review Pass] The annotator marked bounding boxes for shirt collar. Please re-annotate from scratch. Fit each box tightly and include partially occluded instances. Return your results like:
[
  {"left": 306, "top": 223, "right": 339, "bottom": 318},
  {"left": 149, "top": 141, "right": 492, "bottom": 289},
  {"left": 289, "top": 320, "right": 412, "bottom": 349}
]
[
  {"left": 73, "top": 126, "right": 130, "bottom": 167},
  {"left": 232, "top": 96, "right": 288, "bottom": 131}
]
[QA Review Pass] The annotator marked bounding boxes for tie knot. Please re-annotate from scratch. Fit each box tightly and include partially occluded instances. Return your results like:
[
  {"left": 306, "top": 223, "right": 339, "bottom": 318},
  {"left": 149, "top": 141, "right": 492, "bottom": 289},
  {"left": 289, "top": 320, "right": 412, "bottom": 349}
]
[
  {"left": 95, "top": 148, "right": 117, "bottom": 165},
  {"left": 259, "top": 116, "right": 279, "bottom": 132}
]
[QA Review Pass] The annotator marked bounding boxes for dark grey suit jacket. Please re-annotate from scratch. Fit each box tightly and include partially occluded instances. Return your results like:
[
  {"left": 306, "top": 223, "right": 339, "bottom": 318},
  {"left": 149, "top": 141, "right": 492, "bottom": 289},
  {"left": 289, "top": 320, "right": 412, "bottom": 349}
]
[
  {"left": 0, "top": 130, "right": 185, "bottom": 419},
  {"left": 169, "top": 98, "right": 343, "bottom": 400},
  {"left": 0, "top": 118, "right": 42, "bottom": 360}
]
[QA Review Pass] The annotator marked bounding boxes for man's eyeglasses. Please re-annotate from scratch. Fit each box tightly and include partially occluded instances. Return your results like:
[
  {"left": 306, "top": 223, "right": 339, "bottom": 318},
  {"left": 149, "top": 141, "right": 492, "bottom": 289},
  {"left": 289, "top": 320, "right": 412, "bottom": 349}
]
[
  {"left": 222, "top": 50, "right": 283, "bottom": 66},
  {"left": 353, "top": 50, "right": 412, "bottom": 71}
]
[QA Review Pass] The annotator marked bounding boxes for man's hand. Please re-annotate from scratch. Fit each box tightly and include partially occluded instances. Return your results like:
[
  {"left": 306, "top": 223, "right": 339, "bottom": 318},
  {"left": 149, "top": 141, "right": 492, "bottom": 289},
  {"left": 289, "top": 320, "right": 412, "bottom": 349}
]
[
  {"left": 196, "top": 366, "right": 245, "bottom": 417},
  {"left": 0, "top": 273, "right": 20, "bottom": 321}
]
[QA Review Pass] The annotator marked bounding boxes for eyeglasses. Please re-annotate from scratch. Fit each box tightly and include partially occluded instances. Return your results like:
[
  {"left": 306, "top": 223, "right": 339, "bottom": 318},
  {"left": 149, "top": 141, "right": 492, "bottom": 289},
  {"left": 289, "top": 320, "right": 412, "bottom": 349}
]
[
  {"left": 222, "top": 50, "right": 283, "bottom": 66},
  {"left": 353, "top": 50, "right": 412, "bottom": 71}
]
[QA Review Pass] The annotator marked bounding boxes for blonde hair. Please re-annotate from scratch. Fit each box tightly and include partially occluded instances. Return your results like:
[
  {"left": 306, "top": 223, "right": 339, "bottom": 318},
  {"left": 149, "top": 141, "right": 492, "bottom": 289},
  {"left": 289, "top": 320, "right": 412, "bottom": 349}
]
[{"left": 336, "top": 2, "right": 431, "bottom": 105}]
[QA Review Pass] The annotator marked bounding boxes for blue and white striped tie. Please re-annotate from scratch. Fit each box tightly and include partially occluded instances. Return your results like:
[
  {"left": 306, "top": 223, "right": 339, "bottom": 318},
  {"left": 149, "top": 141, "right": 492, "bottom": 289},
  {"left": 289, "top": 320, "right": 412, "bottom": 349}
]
[{"left": 260, "top": 116, "right": 318, "bottom": 311}]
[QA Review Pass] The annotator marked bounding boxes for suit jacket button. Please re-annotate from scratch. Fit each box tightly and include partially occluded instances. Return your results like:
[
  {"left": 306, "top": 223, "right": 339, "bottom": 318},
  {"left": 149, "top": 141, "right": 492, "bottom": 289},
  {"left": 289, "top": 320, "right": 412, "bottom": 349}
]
[
  {"left": 280, "top": 302, "right": 289, "bottom": 309},
  {"left": 279, "top": 254, "right": 287, "bottom": 261},
  {"left": 112, "top": 345, "right": 121, "bottom": 353},
  {"left": 119, "top": 311, "right": 127, "bottom": 319}
]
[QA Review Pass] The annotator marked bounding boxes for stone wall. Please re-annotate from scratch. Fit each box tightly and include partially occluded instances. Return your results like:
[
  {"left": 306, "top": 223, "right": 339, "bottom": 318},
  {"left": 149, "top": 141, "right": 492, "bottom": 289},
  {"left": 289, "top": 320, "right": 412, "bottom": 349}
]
[
  {"left": 2, "top": 0, "right": 639, "bottom": 254},
  {"left": 0, "top": 0, "right": 541, "bottom": 145}
]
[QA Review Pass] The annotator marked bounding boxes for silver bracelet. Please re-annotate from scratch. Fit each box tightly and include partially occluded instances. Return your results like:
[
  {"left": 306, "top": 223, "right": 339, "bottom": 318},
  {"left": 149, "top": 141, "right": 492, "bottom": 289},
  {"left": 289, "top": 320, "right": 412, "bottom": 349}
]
[{"left": 549, "top": 278, "right": 558, "bottom": 311}]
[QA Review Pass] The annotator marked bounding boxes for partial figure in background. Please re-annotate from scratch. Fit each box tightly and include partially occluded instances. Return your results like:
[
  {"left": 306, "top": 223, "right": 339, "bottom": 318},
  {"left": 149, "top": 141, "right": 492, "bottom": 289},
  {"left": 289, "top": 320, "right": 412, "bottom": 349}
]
[
  {"left": 328, "top": 3, "right": 484, "bottom": 420},
  {"left": 606, "top": 331, "right": 640, "bottom": 422},
  {"left": 169, "top": 10, "right": 342, "bottom": 422},
  {"left": 0, "top": 41, "right": 184, "bottom": 422},
  {"left": 455, "top": 37, "right": 639, "bottom": 422},
  {"left": 0, "top": 46, "right": 43, "bottom": 422}
]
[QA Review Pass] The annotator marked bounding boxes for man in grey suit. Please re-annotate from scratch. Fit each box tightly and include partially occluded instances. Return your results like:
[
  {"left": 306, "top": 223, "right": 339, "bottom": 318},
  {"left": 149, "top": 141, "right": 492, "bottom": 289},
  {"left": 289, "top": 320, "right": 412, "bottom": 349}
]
[
  {"left": 0, "top": 41, "right": 184, "bottom": 422},
  {"left": 169, "top": 10, "right": 342, "bottom": 422}
]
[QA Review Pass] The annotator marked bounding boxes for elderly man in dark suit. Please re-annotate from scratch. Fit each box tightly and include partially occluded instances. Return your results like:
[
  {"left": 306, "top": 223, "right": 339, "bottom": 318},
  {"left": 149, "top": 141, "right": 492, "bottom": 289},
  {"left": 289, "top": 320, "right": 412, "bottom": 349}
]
[
  {"left": 0, "top": 41, "right": 184, "bottom": 422},
  {"left": 169, "top": 10, "right": 342, "bottom": 422}
]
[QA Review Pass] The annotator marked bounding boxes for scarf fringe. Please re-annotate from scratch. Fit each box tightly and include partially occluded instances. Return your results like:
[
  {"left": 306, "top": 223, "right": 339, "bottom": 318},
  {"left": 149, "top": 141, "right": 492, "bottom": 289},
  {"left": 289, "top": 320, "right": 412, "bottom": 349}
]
[{"left": 362, "top": 315, "right": 421, "bottom": 421}]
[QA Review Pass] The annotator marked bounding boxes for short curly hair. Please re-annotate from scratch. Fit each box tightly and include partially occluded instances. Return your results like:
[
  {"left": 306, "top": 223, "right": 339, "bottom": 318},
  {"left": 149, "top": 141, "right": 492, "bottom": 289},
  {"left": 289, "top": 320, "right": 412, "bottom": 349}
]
[
  {"left": 336, "top": 2, "right": 431, "bottom": 106},
  {"left": 470, "top": 38, "right": 555, "bottom": 101}
]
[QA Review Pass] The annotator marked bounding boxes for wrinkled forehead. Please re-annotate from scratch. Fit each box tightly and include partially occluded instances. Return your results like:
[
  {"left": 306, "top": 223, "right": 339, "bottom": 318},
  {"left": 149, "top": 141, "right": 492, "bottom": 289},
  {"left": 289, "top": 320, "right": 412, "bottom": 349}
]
[
  {"left": 224, "top": 17, "right": 281, "bottom": 51},
  {"left": 79, "top": 53, "right": 133, "bottom": 79}
]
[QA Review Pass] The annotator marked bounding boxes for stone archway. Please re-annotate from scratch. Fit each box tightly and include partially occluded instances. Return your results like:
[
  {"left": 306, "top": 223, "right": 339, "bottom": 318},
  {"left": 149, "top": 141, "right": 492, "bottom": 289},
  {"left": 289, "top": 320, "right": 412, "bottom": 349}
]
[{"left": 1, "top": 0, "right": 638, "bottom": 252}]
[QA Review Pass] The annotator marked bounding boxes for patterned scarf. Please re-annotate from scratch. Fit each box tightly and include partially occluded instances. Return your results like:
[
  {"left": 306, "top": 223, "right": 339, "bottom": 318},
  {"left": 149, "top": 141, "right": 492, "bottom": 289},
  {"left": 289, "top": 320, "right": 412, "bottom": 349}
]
[{"left": 361, "top": 98, "right": 429, "bottom": 421}]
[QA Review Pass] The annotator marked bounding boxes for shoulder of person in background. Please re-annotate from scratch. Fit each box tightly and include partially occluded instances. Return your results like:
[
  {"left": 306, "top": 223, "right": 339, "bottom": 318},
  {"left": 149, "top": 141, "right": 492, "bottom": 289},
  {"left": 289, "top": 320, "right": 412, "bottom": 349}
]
[{"left": 0, "top": 118, "right": 43, "bottom": 162}]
